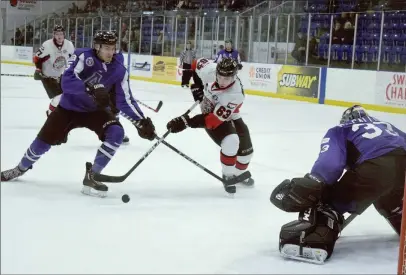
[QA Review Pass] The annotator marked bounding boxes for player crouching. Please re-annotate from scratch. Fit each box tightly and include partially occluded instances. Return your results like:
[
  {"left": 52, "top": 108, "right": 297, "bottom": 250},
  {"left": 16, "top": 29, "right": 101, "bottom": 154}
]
[
  {"left": 166, "top": 58, "right": 254, "bottom": 194},
  {"left": 1, "top": 31, "right": 156, "bottom": 197},
  {"left": 270, "top": 105, "right": 406, "bottom": 264}
]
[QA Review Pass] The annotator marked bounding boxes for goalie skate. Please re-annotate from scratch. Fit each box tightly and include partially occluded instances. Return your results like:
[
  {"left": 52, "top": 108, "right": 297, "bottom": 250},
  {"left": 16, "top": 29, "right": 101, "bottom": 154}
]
[{"left": 280, "top": 244, "right": 328, "bottom": 264}]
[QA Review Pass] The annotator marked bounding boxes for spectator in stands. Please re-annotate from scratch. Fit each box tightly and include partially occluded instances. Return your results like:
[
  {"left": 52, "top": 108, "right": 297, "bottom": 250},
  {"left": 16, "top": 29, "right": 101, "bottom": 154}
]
[
  {"left": 342, "top": 21, "right": 355, "bottom": 45},
  {"left": 332, "top": 22, "right": 345, "bottom": 44},
  {"left": 155, "top": 30, "right": 164, "bottom": 55},
  {"left": 291, "top": 32, "right": 307, "bottom": 64}
]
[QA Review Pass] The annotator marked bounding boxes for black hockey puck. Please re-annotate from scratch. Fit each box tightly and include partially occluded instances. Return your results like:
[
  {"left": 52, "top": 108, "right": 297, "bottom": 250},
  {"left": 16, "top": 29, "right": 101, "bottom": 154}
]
[{"left": 122, "top": 194, "right": 130, "bottom": 203}]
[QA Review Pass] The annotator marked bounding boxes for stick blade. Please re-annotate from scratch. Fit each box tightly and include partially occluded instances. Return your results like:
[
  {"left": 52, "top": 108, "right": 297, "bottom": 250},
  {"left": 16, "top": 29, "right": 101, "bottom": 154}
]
[
  {"left": 93, "top": 172, "right": 126, "bottom": 183},
  {"left": 155, "top": 100, "right": 163, "bottom": 112},
  {"left": 226, "top": 171, "right": 252, "bottom": 185}
]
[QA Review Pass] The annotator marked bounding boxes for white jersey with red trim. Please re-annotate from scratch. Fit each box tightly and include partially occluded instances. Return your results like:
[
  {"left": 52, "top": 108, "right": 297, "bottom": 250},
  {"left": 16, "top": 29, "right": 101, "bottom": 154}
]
[
  {"left": 194, "top": 58, "right": 245, "bottom": 128},
  {"left": 201, "top": 80, "right": 244, "bottom": 123},
  {"left": 34, "top": 39, "right": 75, "bottom": 78},
  {"left": 195, "top": 58, "right": 217, "bottom": 84}
]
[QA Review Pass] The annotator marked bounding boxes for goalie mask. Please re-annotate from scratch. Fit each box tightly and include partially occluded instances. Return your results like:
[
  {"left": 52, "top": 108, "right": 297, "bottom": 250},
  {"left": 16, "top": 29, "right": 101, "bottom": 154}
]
[{"left": 340, "top": 105, "right": 368, "bottom": 124}]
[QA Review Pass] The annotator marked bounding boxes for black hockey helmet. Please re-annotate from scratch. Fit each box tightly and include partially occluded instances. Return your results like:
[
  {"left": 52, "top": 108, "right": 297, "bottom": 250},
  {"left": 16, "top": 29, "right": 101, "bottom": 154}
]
[
  {"left": 53, "top": 25, "right": 65, "bottom": 32},
  {"left": 340, "top": 105, "right": 368, "bottom": 124},
  {"left": 216, "top": 58, "right": 238, "bottom": 77},
  {"left": 93, "top": 30, "right": 118, "bottom": 46}
]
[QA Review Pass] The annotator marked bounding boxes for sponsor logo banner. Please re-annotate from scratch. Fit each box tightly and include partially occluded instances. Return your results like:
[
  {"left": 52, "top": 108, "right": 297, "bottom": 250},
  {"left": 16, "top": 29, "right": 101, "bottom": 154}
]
[
  {"left": 277, "top": 65, "right": 320, "bottom": 98},
  {"left": 152, "top": 56, "right": 177, "bottom": 81},
  {"left": 375, "top": 72, "right": 406, "bottom": 108}
]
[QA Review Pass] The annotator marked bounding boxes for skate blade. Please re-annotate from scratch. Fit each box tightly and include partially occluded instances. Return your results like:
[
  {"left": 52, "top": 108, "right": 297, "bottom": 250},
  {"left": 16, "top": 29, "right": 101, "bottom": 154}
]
[
  {"left": 280, "top": 244, "right": 327, "bottom": 264},
  {"left": 81, "top": 186, "right": 107, "bottom": 198},
  {"left": 224, "top": 192, "right": 235, "bottom": 198},
  {"left": 237, "top": 182, "right": 255, "bottom": 188}
]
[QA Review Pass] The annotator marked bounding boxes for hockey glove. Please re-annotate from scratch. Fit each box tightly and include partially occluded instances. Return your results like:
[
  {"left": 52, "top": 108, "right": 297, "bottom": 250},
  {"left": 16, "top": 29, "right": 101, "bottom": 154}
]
[
  {"left": 134, "top": 117, "right": 156, "bottom": 141},
  {"left": 237, "top": 63, "right": 243, "bottom": 70},
  {"left": 166, "top": 114, "right": 205, "bottom": 133},
  {"left": 87, "top": 84, "right": 110, "bottom": 109},
  {"left": 167, "top": 115, "right": 190, "bottom": 133},
  {"left": 34, "top": 68, "right": 44, "bottom": 80},
  {"left": 191, "top": 83, "right": 204, "bottom": 102}
]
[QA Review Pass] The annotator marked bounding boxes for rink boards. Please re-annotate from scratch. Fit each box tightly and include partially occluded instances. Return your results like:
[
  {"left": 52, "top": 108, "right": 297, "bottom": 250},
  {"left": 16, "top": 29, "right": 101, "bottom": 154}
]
[{"left": 1, "top": 45, "right": 405, "bottom": 114}]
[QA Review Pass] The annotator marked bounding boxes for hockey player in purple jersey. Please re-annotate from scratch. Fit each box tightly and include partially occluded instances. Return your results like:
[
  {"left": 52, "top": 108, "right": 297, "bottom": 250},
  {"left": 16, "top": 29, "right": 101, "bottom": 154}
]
[
  {"left": 110, "top": 50, "right": 130, "bottom": 144},
  {"left": 214, "top": 39, "right": 243, "bottom": 70},
  {"left": 270, "top": 105, "right": 406, "bottom": 264},
  {"left": 1, "top": 31, "right": 156, "bottom": 197}
]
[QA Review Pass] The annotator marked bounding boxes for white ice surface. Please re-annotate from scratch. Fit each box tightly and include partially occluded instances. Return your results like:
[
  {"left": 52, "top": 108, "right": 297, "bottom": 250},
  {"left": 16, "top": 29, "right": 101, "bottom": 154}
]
[{"left": 1, "top": 63, "right": 406, "bottom": 274}]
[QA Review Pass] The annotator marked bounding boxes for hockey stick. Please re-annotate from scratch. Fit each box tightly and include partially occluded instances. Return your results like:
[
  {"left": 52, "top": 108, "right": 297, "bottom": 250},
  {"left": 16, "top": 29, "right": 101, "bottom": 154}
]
[
  {"left": 1, "top": 73, "right": 33, "bottom": 77},
  {"left": 160, "top": 139, "right": 251, "bottom": 187},
  {"left": 93, "top": 101, "right": 200, "bottom": 183},
  {"left": 136, "top": 99, "right": 163, "bottom": 113}
]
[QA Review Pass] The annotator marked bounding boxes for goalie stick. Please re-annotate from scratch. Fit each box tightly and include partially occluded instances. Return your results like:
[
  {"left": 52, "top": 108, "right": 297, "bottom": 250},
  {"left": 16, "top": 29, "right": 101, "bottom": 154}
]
[{"left": 93, "top": 101, "right": 200, "bottom": 183}]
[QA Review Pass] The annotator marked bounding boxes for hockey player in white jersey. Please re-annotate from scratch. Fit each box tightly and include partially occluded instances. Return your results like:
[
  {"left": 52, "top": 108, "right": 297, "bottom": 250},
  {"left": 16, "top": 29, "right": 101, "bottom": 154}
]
[
  {"left": 33, "top": 25, "right": 75, "bottom": 116},
  {"left": 166, "top": 58, "right": 254, "bottom": 194}
]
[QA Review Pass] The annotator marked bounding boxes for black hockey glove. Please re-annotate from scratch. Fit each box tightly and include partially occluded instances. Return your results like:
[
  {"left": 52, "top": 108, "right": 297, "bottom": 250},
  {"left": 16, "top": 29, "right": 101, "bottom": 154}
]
[
  {"left": 87, "top": 84, "right": 110, "bottom": 109},
  {"left": 191, "top": 83, "right": 204, "bottom": 102},
  {"left": 167, "top": 115, "right": 190, "bottom": 133},
  {"left": 237, "top": 63, "right": 243, "bottom": 70},
  {"left": 166, "top": 114, "right": 205, "bottom": 133},
  {"left": 134, "top": 117, "right": 156, "bottom": 141},
  {"left": 34, "top": 68, "right": 44, "bottom": 80}
]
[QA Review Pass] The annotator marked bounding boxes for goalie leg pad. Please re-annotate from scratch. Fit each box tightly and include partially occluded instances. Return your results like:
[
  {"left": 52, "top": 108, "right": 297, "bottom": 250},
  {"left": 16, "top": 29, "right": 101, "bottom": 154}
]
[
  {"left": 279, "top": 205, "right": 343, "bottom": 264},
  {"left": 373, "top": 185, "right": 404, "bottom": 235}
]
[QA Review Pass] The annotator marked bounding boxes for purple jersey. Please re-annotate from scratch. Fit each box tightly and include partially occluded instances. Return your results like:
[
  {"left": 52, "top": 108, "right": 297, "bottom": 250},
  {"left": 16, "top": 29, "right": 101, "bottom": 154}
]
[
  {"left": 214, "top": 49, "right": 241, "bottom": 64},
  {"left": 311, "top": 116, "right": 406, "bottom": 184},
  {"left": 60, "top": 48, "right": 144, "bottom": 122}
]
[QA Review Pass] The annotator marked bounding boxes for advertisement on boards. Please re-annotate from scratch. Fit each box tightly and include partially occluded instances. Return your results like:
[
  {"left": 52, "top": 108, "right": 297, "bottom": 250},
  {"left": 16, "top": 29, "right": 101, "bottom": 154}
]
[
  {"left": 241, "top": 63, "right": 280, "bottom": 92},
  {"left": 277, "top": 65, "right": 320, "bottom": 98},
  {"left": 13, "top": 46, "right": 33, "bottom": 61},
  {"left": 375, "top": 72, "right": 406, "bottom": 108},
  {"left": 152, "top": 56, "right": 177, "bottom": 81},
  {"left": 130, "top": 54, "right": 153, "bottom": 78}
]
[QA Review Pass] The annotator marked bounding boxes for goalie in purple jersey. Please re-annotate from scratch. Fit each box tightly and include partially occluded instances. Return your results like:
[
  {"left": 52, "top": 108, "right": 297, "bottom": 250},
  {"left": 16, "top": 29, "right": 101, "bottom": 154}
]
[
  {"left": 270, "top": 105, "right": 406, "bottom": 264},
  {"left": 1, "top": 31, "right": 156, "bottom": 198}
]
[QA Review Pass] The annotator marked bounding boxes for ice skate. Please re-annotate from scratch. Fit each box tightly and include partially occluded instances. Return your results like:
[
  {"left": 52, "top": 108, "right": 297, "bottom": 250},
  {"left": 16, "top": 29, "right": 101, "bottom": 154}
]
[
  {"left": 1, "top": 165, "right": 31, "bottom": 182},
  {"left": 222, "top": 175, "right": 237, "bottom": 194},
  {"left": 81, "top": 162, "right": 108, "bottom": 198}
]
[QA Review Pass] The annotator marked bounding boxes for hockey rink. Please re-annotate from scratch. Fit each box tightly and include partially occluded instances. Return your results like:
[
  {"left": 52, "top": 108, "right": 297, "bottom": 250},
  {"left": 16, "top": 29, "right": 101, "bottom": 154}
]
[{"left": 1, "top": 63, "right": 406, "bottom": 274}]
